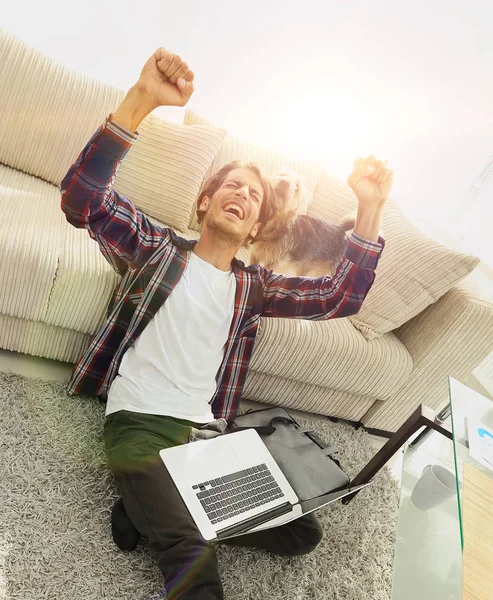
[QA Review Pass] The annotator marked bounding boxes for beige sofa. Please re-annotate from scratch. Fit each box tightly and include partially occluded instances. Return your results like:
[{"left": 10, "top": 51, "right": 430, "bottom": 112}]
[{"left": 1, "top": 28, "right": 492, "bottom": 433}]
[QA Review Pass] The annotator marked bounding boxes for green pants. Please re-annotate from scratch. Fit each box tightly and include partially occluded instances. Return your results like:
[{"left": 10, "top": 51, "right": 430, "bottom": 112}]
[{"left": 104, "top": 409, "right": 323, "bottom": 600}]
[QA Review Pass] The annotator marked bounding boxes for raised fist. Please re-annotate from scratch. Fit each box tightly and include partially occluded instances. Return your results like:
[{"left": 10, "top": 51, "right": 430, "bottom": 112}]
[
  {"left": 135, "top": 47, "right": 195, "bottom": 108},
  {"left": 347, "top": 155, "right": 394, "bottom": 207}
]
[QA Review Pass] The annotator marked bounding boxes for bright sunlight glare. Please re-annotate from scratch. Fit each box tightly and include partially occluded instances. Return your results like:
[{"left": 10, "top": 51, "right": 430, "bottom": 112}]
[{"left": 237, "top": 81, "right": 434, "bottom": 188}]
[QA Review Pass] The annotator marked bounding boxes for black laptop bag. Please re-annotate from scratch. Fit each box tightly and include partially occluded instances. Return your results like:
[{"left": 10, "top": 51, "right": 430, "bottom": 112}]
[{"left": 227, "top": 406, "right": 350, "bottom": 501}]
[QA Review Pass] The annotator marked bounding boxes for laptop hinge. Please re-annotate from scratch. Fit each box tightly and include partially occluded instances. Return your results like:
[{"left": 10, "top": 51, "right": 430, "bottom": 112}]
[{"left": 215, "top": 501, "right": 293, "bottom": 539}]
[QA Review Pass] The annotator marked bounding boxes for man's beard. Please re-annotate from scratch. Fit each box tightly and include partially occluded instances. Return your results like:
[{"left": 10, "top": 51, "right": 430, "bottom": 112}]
[{"left": 204, "top": 211, "right": 248, "bottom": 246}]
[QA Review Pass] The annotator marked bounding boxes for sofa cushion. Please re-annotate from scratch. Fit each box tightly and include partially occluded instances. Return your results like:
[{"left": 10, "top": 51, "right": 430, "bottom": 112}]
[
  {"left": 249, "top": 315, "right": 413, "bottom": 400},
  {"left": 183, "top": 109, "right": 324, "bottom": 231},
  {"left": 0, "top": 29, "right": 125, "bottom": 187},
  {"left": 0, "top": 164, "right": 121, "bottom": 333},
  {"left": 308, "top": 170, "right": 481, "bottom": 339},
  {"left": 243, "top": 371, "right": 379, "bottom": 422},
  {"left": 0, "top": 164, "right": 65, "bottom": 323},
  {"left": 0, "top": 29, "right": 227, "bottom": 232}
]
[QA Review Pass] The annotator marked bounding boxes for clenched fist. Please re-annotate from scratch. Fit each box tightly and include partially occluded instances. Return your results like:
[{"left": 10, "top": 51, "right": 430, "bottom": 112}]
[
  {"left": 135, "top": 47, "right": 195, "bottom": 109},
  {"left": 347, "top": 155, "right": 394, "bottom": 207}
]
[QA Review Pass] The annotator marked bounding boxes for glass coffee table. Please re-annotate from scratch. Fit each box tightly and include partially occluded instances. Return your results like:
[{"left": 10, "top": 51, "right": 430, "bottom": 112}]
[
  {"left": 342, "top": 376, "right": 493, "bottom": 599},
  {"left": 392, "top": 377, "right": 493, "bottom": 598}
]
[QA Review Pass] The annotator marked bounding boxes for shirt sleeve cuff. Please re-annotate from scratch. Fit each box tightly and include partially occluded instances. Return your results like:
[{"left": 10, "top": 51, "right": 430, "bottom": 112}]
[
  {"left": 105, "top": 113, "right": 140, "bottom": 141},
  {"left": 345, "top": 231, "right": 385, "bottom": 270},
  {"left": 83, "top": 113, "right": 139, "bottom": 162}
]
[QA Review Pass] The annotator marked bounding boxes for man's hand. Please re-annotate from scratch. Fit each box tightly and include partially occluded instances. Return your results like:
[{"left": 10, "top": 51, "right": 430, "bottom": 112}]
[
  {"left": 135, "top": 47, "right": 195, "bottom": 109},
  {"left": 347, "top": 155, "right": 394, "bottom": 207}
]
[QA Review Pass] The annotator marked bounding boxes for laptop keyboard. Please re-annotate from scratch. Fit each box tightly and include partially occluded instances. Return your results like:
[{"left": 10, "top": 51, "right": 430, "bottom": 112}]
[{"left": 192, "top": 463, "right": 284, "bottom": 524}]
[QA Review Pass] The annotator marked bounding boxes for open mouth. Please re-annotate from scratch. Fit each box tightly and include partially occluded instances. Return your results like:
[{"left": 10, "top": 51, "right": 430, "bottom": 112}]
[{"left": 222, "top": 203, "right": 244, "bottom": 220}]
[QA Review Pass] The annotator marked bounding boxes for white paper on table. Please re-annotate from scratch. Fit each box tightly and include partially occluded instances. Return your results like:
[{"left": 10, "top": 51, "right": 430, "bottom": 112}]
[{"left": 466, "top": 417, "right": 493, "bottom": 473}]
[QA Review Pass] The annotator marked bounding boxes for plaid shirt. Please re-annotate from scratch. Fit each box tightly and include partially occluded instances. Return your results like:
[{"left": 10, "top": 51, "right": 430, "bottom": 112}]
[{"left": 60, "top": 113, "right": 385, "bottom": 422}]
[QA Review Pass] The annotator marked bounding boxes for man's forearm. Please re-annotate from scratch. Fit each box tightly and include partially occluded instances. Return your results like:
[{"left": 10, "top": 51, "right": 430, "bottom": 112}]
[
  {"left": 353, "top": 203, "right": 384, "bottom": 243},
  {"left": 110, "top": 85, "right": 157, "bottom": 133}
]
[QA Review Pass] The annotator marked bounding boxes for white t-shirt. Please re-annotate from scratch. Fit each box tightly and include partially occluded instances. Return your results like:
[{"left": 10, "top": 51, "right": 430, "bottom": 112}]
[{"left": 105, "top": 250, "right": 236, "bottom": 422}]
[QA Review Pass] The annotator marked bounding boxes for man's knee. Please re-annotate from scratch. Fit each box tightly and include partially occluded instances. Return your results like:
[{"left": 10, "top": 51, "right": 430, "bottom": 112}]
[
  {"left": 299, "top": 519, "right": 324, "bottom": 555},
  {"left": 288, "top": 515, "right": 324, "bottom": 556}
]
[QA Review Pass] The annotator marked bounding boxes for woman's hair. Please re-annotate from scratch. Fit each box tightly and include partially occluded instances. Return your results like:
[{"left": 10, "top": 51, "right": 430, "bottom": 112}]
[{"left": 195, "top": 160, "right": 278, "bottom": 247}]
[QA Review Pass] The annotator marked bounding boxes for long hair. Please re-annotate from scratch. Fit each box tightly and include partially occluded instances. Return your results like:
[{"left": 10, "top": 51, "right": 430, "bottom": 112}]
[{"left": 195, "top": 161, "right": 279, "bottom": 247}]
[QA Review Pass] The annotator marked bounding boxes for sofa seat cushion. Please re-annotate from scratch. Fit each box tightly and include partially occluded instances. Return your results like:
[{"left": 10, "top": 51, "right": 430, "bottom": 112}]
[
  {"left": 0, "top": 165, "right": 66, "bottom": 323},
  {"left": 0, "top": 164, "right": 121, "bottom": 334},
  {"left": 249, "top": 315, "right": 413, "bottom": 401}
]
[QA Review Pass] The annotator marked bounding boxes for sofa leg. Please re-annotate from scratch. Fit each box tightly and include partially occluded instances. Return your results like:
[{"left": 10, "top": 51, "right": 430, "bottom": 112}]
[
  {"left": 326, "top": 416, "right": 364, "bottom": 431},
  {"left": 365, "top": 426, "right": 393, "bottom": 439}
]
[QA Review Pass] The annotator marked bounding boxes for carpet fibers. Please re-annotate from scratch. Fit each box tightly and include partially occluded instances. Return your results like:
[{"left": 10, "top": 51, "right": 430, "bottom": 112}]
[{"left": 1, "top": 370, "right": 399, "bottom": 599}]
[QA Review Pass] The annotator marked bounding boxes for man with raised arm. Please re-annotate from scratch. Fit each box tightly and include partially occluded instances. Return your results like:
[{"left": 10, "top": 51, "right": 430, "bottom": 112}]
[{"left": 60, "top": 47, "right": 391, "bottom": 599}]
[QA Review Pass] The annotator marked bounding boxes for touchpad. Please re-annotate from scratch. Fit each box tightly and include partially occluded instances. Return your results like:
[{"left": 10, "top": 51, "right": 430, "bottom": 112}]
[{"left": 181, "top": 436, "right": 242, "bottom": 480}]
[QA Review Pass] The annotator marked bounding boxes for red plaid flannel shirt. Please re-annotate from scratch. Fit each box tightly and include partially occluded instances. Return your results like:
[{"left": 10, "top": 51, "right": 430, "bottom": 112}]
[{"left": 60, "top": 114, "right": 385, "bottom": 422}]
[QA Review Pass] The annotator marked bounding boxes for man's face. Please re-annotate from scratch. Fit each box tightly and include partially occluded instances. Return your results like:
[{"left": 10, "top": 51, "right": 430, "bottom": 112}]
[{"left": 198, "top": 168, "right": 264, "bottom": 245}]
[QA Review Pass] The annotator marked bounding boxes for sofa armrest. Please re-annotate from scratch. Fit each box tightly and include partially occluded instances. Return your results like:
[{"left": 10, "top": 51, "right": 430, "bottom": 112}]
[{"left": 361, "top": 272, "right": 493, "bottom": 432}]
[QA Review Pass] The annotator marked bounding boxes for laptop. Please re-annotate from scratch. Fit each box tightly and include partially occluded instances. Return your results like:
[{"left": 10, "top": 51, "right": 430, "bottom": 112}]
[{"left": 159, "top": 428, "right": 371, "bottom": 542}]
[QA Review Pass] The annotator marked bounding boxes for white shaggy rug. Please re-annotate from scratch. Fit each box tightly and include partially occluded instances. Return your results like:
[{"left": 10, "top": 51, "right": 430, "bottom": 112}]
[{"left": 0, "top": 370, "right": 399, "bottom": 599}]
